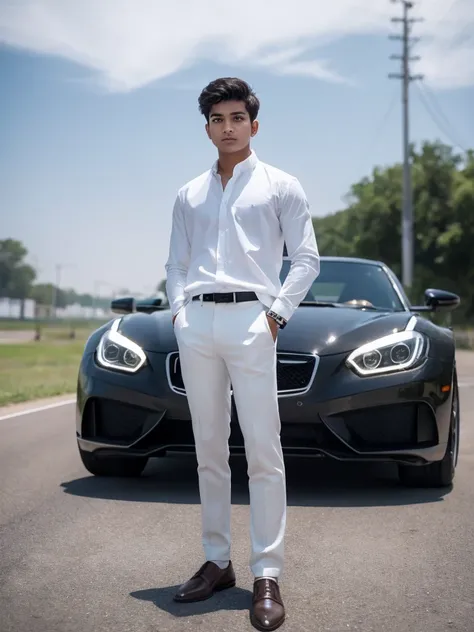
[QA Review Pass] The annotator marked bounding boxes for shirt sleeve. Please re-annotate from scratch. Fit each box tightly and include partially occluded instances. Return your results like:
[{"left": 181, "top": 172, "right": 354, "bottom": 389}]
[
  {"left": 165, "top": 192, "right": 191, "bottom": 317},
  {"left": 269, "top": 177, "right": 320, "bottom": 321}
]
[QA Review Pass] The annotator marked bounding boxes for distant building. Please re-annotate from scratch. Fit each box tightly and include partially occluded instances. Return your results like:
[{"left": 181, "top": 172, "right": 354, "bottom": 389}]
[
  {"left": 0, "top": 296, "right": 113, "bottom": 321},
  {"left": 0, "top": 297, "right": 36, "bottom": 320}
]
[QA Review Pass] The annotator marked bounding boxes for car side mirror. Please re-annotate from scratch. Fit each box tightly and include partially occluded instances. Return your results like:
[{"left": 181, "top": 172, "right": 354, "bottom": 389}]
[
  {"left": 412, "top": 288, "right": 460, "bottom": 313},
  {"left": 110, "top": 297, "right": 136, "bottom": 314},
  {"left": 135, "top": 297, "right": 164, "bottom": 313}
]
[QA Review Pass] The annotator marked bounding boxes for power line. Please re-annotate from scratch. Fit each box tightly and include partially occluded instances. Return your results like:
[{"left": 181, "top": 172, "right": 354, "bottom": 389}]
[
  {"left": 359, "top": 88, "right": 399, "bottom": 167},
  {"left": 388, "top": 0, "right": 424, "bottom": 291},
  {"left": 431, "top": 0, "right": 461, "bottom": 26},
  {"left": 415, "top": 80, "right": 468, "bottom": 153}
]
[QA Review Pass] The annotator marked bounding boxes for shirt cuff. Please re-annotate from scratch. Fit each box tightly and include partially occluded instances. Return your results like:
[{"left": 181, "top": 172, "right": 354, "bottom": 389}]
[
  {"left": 171, "top": 297, "right": 187, "bottom": 317},
  {"left": 269, "top": 297, "right": 295, "bottom": 322}
]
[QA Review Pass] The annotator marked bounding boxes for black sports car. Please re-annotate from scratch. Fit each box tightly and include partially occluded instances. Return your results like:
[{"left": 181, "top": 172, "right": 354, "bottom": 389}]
[{"left": 76, "top": 256, "right": 461, "bottom": 488}]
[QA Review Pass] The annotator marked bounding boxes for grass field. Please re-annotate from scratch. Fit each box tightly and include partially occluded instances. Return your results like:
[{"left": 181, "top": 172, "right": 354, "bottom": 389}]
[
  {"left": 0, "top": 324, "right": 99, "bottom": 406},
  {"left": 0, "top": 341, "right": 87, "bottom": 406},
  {"left": 0, "top": 318, "right": 108, "bottom": 331}
]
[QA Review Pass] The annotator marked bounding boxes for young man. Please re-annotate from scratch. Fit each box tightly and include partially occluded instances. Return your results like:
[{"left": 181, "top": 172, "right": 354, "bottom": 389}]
[{"left": 165, "top": 77, "right": 320, "bottom": 631}]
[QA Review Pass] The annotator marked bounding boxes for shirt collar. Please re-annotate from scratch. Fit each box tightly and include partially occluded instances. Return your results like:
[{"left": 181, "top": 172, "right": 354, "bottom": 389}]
[{"left": 211, "top": 149, "right": 258, "bottom": 176}]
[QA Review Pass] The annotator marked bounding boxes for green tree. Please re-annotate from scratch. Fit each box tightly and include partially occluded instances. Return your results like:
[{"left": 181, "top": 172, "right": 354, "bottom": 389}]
[
  {"left": 313, "top": 141, "right": 474, "bottom": 322},
  {"left": 156, "top": 279, "right": 167, "bottom": 295},
  {"left": 0, "top": 239, "right": 37, "bottom": 318},
  {"left": 29, "top": 283, "right": 54, "bottom": 306},
  {"left": 30, "top": 283, "right": 70, "bottom": 309}
]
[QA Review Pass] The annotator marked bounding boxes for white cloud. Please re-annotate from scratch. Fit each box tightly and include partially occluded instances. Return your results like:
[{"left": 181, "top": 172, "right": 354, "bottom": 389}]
[
  {"left": 254, "top": 45, "right": 351, "bottom": 84},
  {"left": 0, "top": 0, "right": 472, "bottom": 91}
]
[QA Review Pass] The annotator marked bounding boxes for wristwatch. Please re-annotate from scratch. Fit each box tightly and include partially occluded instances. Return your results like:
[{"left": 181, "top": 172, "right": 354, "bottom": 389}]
[{"left": 267, "top": 310, "right": 287, "bottom": 330}]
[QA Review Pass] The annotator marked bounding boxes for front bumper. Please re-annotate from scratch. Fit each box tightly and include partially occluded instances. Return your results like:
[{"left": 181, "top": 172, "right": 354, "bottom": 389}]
[{"left": 76, "top": 348, "right": 454, "bottom": 465}]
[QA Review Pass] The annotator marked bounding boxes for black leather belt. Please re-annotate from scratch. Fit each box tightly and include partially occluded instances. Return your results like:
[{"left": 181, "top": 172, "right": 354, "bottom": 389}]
[{"left": 192, "top": 291, "right": 258, "bottom": 303}]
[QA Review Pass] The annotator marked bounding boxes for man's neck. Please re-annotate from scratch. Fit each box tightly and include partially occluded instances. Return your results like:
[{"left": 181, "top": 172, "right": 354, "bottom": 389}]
[{"left": 217, "top": 146, "right": 252, "bottom": 178}]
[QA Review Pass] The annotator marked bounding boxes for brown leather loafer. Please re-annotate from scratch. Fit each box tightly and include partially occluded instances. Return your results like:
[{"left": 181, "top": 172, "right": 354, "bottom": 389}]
[
  {"left": 250, "top": 578, "right": 285, "bottom": 631},
  {"left": 173, "top": 561, "right": 236, "bottom": 602}
]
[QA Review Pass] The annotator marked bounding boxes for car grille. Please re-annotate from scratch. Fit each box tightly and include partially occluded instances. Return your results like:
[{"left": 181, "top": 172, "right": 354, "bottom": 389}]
[
  {"left": 276, "top": 353, "right": 318, "bottom": 395},
  {"left": 166, "top": 351, "right": 318, "bottom": 397},
  {"left": 166, "top": 352, "right": 186, "bottom": 395}
]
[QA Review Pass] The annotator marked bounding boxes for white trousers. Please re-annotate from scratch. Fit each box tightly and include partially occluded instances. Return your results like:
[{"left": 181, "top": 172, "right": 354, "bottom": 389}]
[{"left": 174, "top": 298, "right": 286, "bottom": 578}]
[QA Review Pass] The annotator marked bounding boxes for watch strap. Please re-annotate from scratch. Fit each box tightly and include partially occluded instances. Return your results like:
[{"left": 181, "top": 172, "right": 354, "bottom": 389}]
[{"left": 267, "top": 310, "right": 287, "bottom": 329}]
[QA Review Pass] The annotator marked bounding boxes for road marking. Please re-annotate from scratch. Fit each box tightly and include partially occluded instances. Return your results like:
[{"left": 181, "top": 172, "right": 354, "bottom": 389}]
[
  {"left": 459, "top": 381, "right": 474, "bottom": 389},
  {"left": 0, "top": 399, "right": 76, "bottom": 421}
]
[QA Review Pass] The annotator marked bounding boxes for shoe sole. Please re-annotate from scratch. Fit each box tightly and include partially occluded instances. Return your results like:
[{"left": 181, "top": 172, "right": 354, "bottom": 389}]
[
  {"left": 250, "top": 613, "right": 285, "bottom": 631},
  {"left": 173, "top": 579, "right": 236, "bottom": 603}
]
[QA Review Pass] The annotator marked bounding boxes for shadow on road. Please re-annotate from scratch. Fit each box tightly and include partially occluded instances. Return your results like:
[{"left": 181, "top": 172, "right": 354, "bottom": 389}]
[
  {"left": 130, "top": 583, "right": 252, "bottom": 617},
  {"left": 61, "top": 454, "right": 451, "bottom": 507}
]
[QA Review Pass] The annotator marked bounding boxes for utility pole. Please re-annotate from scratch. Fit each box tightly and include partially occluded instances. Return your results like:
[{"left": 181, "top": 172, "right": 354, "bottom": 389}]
[
  {"left": 92, "top": 280, "right": 113, "bottom": 318},
  {"left": 51, "top": 264, "right": 61, "bottom": 319},
  {"left": 51, "top": 263, "right": 73, "bottom": 318},
  {"left": 388, "top": 0, "right": 423, "bottom": 291}
]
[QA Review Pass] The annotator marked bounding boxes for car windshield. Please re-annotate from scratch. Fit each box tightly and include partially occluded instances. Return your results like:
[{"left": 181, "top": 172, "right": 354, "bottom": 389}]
[{"left": 279, "top": 259, "right": 406, "bottom": 312}]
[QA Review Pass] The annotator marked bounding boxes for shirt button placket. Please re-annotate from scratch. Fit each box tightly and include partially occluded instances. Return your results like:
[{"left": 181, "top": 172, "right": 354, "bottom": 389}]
[{"left": 216, "top": 182, "right": 231, "bottom": 281}]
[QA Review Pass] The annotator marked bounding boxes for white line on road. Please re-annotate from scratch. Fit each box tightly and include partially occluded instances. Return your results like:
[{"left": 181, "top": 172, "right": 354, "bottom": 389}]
[
  {"left": 459, "top": 382, "right": 474, "bottom": 389},
  {"left": 0, "top": 399, "right": 76, "bottom": 421}
]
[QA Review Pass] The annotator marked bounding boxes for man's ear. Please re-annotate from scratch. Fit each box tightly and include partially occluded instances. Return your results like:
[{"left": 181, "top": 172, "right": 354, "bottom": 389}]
[
  {"left": 205, "top": 123, "right": 211, "bottom": 139},
  {"left": 250, "top": 119, "right": 259, "bottom": 137}
]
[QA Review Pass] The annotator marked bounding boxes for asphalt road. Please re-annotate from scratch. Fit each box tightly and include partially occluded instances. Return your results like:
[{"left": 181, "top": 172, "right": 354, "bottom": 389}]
[
  {"left": 0, "top": 330, "right": 35, "bottom": 344},
  {"left": 1, "top": 354, "right": 474, "bottom": 632}
]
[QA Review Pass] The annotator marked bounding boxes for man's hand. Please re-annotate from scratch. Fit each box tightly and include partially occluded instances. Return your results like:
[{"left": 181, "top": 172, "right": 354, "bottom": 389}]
[{"left": 266, "top": 315, "right": 279, "bottom": 342}]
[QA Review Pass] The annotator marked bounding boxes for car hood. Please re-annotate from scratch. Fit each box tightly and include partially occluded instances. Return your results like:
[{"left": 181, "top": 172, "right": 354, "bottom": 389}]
[
  {"left": 116, "top": 306, "right": 413, "bottom": 356},
  {"left": 277, "top": 306, "right": 412, "bottom": 355}
]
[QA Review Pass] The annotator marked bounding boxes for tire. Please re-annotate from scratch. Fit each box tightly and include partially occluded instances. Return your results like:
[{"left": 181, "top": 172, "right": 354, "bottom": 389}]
[
  {"left": 398, "top": 372, "right": 460, "bottom": 488},
  {"left": 78, "top": 444, "right": 148, "bottom": 477}
]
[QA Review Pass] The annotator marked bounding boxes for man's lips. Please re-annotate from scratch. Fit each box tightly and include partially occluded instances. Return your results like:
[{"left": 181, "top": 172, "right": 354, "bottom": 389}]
[{"left": 222, "top": 138, "right": 237, "bottom": 142}]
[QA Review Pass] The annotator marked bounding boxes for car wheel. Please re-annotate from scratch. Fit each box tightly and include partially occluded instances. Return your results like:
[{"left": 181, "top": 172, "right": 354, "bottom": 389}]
[
  {"left": 78, "top": 443, "right": 148, "bottom": 477},
  {"left": 398, "top": 372, "right": 460, "bottom": 488}
]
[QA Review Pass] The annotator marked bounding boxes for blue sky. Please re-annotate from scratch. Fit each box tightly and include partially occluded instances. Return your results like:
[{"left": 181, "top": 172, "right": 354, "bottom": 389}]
[{"left": 1, "top": 0, "right": 473, "bottom": 296}]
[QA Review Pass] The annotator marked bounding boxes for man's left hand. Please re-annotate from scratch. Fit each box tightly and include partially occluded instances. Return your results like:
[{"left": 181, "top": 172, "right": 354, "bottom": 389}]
[{"left": 266, "top": 315, "right": 279, "bottom": 342}]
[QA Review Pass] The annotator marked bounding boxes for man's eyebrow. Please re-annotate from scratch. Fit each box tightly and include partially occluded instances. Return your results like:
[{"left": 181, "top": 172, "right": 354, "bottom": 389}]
[{"left": 210, "top": 111, "right": 248, "bottom": 117}]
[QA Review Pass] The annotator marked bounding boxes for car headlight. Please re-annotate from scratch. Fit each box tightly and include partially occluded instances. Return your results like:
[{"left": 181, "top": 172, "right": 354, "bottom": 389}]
[
  {"left": 96, "top": 319, "right": 146, "bottom": 373},
  {"left": 346, "top": 330, "right": 427, "bottom": 376}
]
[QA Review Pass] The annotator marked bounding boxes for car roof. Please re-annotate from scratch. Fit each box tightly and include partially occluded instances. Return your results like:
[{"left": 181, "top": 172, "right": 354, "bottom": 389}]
[
  {"left": 320, "top": 256, "right": 384, "bottom": 266},
  {"left": 282, "top": 254, "right": 385, "bottom": 267}
]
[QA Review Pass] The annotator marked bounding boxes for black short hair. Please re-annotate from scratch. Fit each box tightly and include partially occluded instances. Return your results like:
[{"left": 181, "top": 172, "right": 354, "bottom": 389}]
[{"left": 198, "top": 77, "right": 260, "bottom": 122}]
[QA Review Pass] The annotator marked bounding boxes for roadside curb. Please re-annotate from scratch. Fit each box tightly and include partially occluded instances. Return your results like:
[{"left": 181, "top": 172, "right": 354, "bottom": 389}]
[{"left": 0, "top": 394, "right": 76, "bottom": 420}]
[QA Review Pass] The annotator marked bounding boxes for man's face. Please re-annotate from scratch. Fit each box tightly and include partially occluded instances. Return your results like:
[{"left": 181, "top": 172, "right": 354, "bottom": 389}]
[{"left": 206, "top": 100, "right": 258, "bottom": 154}]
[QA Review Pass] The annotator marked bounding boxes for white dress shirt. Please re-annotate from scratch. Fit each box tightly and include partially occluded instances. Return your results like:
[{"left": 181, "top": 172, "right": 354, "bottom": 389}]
[{"left": 165, "top": 150, "right": 320, "bottom": 322}]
